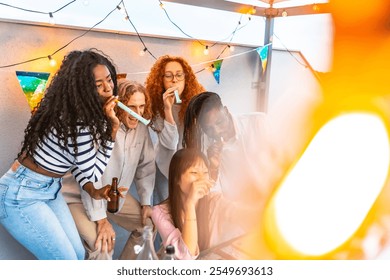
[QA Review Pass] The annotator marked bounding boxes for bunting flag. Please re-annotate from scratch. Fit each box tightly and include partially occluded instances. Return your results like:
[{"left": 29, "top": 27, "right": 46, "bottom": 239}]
[
  {"left": 16, "top": 71, "right": 50, "bottom": 111},
  {"left": 212, "top": 59, "right": 223, "bottom": 84},
  {"left": 117, "top": 73, "right": 127, "bottom": 80},
  {"left": 256, "top": 44, "right": 271, "bottom": 74}
]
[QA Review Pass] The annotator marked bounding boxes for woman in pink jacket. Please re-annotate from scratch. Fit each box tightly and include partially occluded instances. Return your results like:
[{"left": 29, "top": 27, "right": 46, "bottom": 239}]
[{"left": 152, "top": 148, "right": 256, "bottom": 259}]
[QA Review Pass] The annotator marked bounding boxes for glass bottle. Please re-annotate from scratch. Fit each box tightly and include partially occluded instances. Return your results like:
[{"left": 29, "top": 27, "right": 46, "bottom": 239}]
[
  {"left": 107, "top": 177, "right": 119, "bottom": 213},
  {"left": 162, "top": 244, "right": 176, "bottom": 260},
  {"left": 134, "top": 225, "right": 158, "bottom": 260}
]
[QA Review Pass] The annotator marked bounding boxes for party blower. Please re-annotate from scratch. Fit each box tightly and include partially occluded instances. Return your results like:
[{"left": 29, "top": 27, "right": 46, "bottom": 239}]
[
  {"left": 115, "top": 100, "right": 150, "bottom": 126},
  {"left": 174, "top": 89, "right": 182, "bottom": 103}
]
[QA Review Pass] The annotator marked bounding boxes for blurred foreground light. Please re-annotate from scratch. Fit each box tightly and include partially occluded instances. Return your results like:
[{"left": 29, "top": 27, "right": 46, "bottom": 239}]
[{"left": 265, "top": 113, "right": 390, "bottom": 258}]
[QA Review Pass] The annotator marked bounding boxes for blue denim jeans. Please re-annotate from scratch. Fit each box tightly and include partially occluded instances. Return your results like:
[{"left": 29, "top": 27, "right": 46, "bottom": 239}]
[{"left": 0, "top": 162, "right": 85, "bottom": 260}]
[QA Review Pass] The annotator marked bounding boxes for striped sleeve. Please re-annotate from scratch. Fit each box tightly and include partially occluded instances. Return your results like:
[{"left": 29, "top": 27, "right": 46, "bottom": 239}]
[{"left": 69, "top": 128, "right": 115, "bottom": 187}]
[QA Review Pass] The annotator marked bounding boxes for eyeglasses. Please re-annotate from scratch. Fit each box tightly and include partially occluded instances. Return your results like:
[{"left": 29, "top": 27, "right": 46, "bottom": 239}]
[{"left": 163, "top": 72, "right": 185, "bottom": 82}]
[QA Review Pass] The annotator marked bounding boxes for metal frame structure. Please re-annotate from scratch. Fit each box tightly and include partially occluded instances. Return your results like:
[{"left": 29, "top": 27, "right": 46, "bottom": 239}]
[{"left": 162, "top": 0, "right": 331, "bottom": 111}]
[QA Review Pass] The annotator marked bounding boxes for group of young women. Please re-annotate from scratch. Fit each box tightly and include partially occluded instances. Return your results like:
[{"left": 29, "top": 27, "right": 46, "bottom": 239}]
[{"left": 0, "top": 48, "right": 255, "bottom": 260}]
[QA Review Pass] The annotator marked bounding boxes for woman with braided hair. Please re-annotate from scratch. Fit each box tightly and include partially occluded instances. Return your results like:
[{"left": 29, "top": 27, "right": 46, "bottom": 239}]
[
  {"left": 0, "top": 49, "right": 120, "bottom": 259},
  {"left": 182, "top": 91, "right": 271, "bottom": 206}
]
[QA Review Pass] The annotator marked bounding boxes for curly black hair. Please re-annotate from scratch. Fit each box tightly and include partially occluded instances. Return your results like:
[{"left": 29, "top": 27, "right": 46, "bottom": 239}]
[{"left": 18, "top": 48, "right": 118, "bottom": 159}]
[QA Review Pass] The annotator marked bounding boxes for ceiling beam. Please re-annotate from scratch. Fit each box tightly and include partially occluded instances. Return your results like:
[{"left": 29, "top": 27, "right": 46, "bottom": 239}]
[{"left": 162, "top": 1, "right": 331, "bottom": 17}]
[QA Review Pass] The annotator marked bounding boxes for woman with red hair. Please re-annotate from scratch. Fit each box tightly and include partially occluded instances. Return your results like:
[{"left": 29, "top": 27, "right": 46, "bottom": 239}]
[{"left": 145, "top": 55, "right": 205, "bottom": 202}]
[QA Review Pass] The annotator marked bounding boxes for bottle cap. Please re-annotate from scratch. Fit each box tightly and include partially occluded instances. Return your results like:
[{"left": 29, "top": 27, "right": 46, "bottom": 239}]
[{"left": 166, "top": 245, "right": 175, "bottom": 254}]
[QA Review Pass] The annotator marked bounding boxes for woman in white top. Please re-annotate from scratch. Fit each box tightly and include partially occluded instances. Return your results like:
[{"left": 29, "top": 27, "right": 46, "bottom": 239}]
[
  {"left": 146, "top": 55, "right": 205, "bottom": 181},
  {"left": 0, "top": 49, "right": 119, "bottom": 259}
]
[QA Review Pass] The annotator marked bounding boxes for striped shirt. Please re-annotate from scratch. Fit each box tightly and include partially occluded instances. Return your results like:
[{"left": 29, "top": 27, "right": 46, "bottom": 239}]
[{"left": 33, "top": 127, "right": 114, "bottom": 187}]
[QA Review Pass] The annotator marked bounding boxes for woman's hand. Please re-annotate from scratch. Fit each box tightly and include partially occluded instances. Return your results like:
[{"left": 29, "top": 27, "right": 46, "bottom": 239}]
[
  {"left": 185, "top": 179, "right": 213, "bottom": 209},
  {"left": 83, "top": 182, "right": 128, "bottom": 201},
  {"left": 162, "top": 87, "right": 178, "bottom": 125},
  {"left": 103, "top": 96, "right": 120, "bottom": 139},
  {"left": 162, "top": 87, "right": 177, "bottom": 111}
]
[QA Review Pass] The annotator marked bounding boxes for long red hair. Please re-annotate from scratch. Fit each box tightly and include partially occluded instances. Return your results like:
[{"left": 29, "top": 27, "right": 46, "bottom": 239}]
[{"left": 145, "top": 55, "right": 205, "bottom": 126}]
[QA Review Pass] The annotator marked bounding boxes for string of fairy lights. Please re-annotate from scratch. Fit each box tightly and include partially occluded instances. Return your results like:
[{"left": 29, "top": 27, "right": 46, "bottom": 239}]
[{"left": 0, "top": 0, "right": 309, "bottom": 75}]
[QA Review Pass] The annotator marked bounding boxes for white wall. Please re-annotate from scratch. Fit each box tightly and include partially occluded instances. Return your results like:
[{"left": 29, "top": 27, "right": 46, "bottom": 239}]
[{"left": 0, "top": 20, "right": 320, "bottom": 259}]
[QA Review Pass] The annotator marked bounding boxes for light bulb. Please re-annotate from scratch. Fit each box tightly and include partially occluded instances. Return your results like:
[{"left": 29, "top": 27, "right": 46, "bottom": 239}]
[
  {"left": 203, "top": 46, "right": 209, "bottom": 55},
  {"left": 49, "top": 13, "right": 55, "bottom": 25},
  {"left": 282, "top": 10, "right": 288, "bottom": 17},
  {"left": 251, "top": 6, "right": 256, "bottom": 15},
  {"left": 123, "top": 16, "right": 129, "bottom": 22},
  {"left": 228, "top": 45, "right": 235, "bottom": 52},
  {"left": 159, "top": 2, "right": 165, "bottom": 9},
  {"left": 313, "top": 4, "right": 320, "bottom": 12},
  {"left": 83, "top": 0, "right": 89, "bottom": 6},
  {"left": 48, "top": 55, "right": 57, "bottom": 67},
  {"left": 139, "top": 48, "right": 147, "bottom": 56},
  {"left": 117, "top": 3, "right": 126, "bottom": 14},
  {"left": 211, "top": 64, "right": 216, "bottom": 72}
]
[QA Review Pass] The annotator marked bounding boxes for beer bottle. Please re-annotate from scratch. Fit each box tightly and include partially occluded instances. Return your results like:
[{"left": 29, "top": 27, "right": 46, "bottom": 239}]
[{"left": 107, "top": 177, "right": 119, "bottom": 213}]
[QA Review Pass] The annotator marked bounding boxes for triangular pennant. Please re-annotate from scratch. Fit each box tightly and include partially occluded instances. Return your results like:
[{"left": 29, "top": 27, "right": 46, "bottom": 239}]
[
  {"left": 256, "top": 44, "right": 271, "bottom": 74},
  {"left": 212, "top": 59, "right": 223, "bottom": 84},
  {"left": 16, "top": 71, "right": 50, "bottom": 111},
  {"left": 117, "top": 73, "right": 127, "bottom": 80}
]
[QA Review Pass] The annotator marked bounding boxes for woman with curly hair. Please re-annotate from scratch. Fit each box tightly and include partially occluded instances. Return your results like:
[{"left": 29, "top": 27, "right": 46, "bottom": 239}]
[
  {"left": 0, "top": 49, "right": 120, "bottom": 260},
  {"left": 62, "top": 79, "right": 156, "bottom": 260},
  {"left": 145, "top": 55, "right": 205, "bottom": 201}
]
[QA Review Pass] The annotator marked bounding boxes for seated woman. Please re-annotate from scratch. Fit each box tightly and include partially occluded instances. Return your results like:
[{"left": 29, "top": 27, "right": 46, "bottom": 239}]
[{"left": 151, "top": 148, "right": 257, "bottom": 260}]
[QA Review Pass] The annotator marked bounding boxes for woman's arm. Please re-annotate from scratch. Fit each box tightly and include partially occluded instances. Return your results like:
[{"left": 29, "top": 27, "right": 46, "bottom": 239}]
[
  {"left": 151, "top": 205, "right": 198, "bottom": 260},
  {"left": 162, "top": 87, "right": 177, "bottom": 125},
  {"left": 69, "top": 132, "right": 115, "bottom": 188},
  {"left": 181, "top": 179, "right": 213, "bottom": 256},
  {"left": 181, "top": 202, "right": 199, "bottom": 256}
]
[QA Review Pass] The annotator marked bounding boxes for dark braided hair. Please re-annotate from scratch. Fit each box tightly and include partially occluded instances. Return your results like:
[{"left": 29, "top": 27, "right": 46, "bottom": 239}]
[
  {"left": 182, "top": 91, "right": 223, "bottom": 150},
  {"left": 18, "top": 48, "right": 118, "bottom": 160}
]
